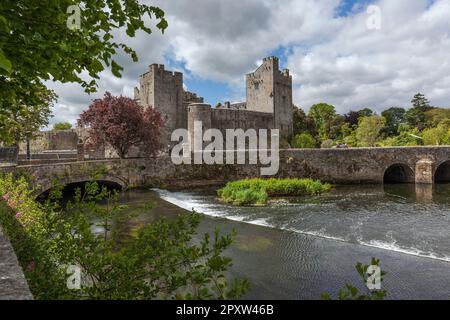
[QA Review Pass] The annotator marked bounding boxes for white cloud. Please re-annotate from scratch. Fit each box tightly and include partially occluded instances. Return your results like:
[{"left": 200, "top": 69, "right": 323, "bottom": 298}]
[
  {"left": 288, "top": 0, "right": 450, "bottom": 112},
  {"left": 48, "top": 0, "right": 450, "bottom": 128}
]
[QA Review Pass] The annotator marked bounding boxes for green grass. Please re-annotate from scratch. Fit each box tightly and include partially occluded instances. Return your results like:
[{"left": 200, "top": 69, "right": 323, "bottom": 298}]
[{"left": 217, "top": 178, "right": 331, "bottom": 206}]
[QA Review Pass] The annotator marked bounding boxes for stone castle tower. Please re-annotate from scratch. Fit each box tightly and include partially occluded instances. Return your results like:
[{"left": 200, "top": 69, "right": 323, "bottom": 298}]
[
  {"left": 134, "top": 64, "right": 203, "bottom": 143},
  {"left": 134, "top": 57, "right": 293, "bottom": 145},
  {"left": 246, "top": 57, "right": 293, "bottom": 137}
]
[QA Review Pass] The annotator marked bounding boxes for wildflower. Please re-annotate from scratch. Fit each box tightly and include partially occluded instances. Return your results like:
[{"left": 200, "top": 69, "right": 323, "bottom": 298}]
[{"left": 15, "top": 211, "right": 24, "bottom": 219}]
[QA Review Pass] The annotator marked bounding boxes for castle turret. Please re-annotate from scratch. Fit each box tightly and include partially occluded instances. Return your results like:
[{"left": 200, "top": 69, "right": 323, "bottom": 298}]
[
  {"left": 246, "top": 56, "right": 293, "bottom": 137},
  {"left": 188, "top": 103, "right": 212, "bottom": 151}
]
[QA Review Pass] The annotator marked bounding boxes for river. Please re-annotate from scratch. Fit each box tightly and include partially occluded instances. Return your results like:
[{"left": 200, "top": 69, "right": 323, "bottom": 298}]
[{"left": 111, "top": 184, "right": 450, "bottom": 300}]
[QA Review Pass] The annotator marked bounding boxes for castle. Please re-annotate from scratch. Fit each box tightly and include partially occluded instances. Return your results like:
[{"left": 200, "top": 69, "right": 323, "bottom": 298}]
[{"left": 134, "top": 56, "right": 293, "bottom": 145}]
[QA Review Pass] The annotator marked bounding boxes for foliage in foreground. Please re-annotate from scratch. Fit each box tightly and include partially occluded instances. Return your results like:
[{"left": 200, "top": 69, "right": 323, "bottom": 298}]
[
  {"left": 0, "top": 173, "right": 249, "bottom": 299},
  {"left": 322, "top": 258, "right": 387, "bottom": 300},
  {"left": 218, "top": 178, "right": 331, "bottom": 206},
  {"left": 0, "top": 0, "right": 167, "bottom": 143}
]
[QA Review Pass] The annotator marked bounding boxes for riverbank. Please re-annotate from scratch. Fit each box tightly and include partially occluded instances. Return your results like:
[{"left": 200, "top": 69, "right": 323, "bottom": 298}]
[{"left": 119, "top": 188, "right": 450, "bottom": 300}]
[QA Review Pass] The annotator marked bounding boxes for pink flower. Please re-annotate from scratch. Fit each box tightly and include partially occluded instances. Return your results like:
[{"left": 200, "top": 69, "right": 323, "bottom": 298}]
[
  {"left": 15, "top": 211, "right": 24, "bottom": 219},
  {"left": 1, "top": 193, "right": 10, "bottom": 201}
]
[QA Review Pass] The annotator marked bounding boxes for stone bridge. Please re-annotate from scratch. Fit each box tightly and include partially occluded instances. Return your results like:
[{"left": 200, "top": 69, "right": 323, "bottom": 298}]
[{"left": 0, "top": 147, "right": 449, "bottom": 196}]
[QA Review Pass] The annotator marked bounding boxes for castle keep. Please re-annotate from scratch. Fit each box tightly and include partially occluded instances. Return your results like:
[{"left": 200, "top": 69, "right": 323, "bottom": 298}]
[{"left": 134, "top": 57, "right": 293, "bottom": 144}]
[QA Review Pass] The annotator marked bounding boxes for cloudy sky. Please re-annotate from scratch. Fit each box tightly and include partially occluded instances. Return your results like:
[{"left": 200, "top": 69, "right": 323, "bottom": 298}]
[{"left": 46, "top": 0, "right": 450, "bottom": 127}]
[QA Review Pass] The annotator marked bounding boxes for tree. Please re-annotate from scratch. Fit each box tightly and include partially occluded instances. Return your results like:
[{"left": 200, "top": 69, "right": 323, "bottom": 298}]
[
  {"left": 293, "top": 106, "right": 317, "bottom": 137},
  {"left": 381, "top": 107, "right": 406, "bottom": 136},
  {"left": 422, "top": 120, "right": 450, "bottom": 146},
  {"left": 0, "top": 1, "right": 167, "bottom": 142},
  {"left": 53, "top": 122, "right": 72, "bottom": 131},
  {"left": 411, "top": 92, "right": 431, "bottom": 110},
  {"left": 0, "top": 85, "right": 55, "bottom": 151},
  {"left": 355, "top": 116, "right": 386, "bottom": 147},
  {"left": 80, "top": 92, "right": 164, "bottom": 158},
  {"left": 0, "top": 84, "right": 56, "bottom": 145},
  {"left": 308, "top": 103, "right": 336, "bottom": 141},
  {"left": 358, "top": 108, "right": 374, "bottom": 118},
  {"left": 344, "top": 108, "right": 374, "bottom": 127},
  {"left": 344, "top": 111, "right": 361, "bottom": 127},
  {"left": 380, "top": 124, "right": 422, "bottom": 147},
  {"left": 328, "top": 115, "right": 346, "bottom": 140},
  {"left": 406, "top": 93, "right": 433, "bottom": 129},
  {"left": 424, "top": 108, "right": 450, "bottom": 128},
  {"left": 291, "top": 133, "right": 317, "bottom": 149}
]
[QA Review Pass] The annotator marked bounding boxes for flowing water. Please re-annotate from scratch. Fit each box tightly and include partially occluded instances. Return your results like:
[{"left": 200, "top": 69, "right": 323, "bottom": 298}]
[
  {"left": 153, "top": 184, "right": 450, "bottom": 262},
  {"left": 112, "top": 184, "right": 450, "bottom": 299}
]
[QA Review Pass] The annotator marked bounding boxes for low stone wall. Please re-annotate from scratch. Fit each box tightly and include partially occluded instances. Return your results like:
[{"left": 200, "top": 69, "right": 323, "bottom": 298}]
[
  {"left": 0, "top": 147, "right": 18, "bottom": 166},
  {"left": 19, "top": 130, "right": 78, "bottom": 154},
  {"left": 18, "top": 159, "right": 78, "bottom": 166},
  {"left": 0, "top": 224, "right": 33, "bottom": 300}
]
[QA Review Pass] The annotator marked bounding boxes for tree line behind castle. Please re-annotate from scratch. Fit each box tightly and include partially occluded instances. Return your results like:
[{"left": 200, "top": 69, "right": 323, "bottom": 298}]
[{"left": 291, "top": 92, "right": 450, "bottom": 149}]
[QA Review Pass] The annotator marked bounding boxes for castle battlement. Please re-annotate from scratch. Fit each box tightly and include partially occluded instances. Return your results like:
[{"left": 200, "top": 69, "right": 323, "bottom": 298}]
[
  {"left": 148, "top": 64, "right": 182, "bottom": 79},
  {"left": 263, "top": 56, "right": 278, "bottom": 62}
]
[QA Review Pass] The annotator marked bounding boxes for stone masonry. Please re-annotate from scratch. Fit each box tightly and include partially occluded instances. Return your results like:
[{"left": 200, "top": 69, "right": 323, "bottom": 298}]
[{"left": 134, "top": 57, "right": 294, "bottom": 145}]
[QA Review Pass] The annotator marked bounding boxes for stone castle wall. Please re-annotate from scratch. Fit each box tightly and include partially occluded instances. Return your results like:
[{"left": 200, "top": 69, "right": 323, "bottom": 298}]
[{"left": 18, "top": 130, "right": 79, "bottom": 154}]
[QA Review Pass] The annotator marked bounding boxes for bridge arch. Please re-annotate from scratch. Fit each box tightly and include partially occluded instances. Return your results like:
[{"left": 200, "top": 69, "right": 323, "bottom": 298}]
[
  {"left": 383, "top": 163, "right": 415, "bottom": 184},
  {"left": 434, "top": 160, "right": 450, "bottom": 183},
  {"left": 35, "top": 175, "right": 127, "bottom": 198}
]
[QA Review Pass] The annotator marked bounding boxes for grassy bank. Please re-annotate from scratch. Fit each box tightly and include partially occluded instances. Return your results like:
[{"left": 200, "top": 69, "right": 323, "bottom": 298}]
[{"left": 218, "top": 178, "right": 331, "bottom": 206}]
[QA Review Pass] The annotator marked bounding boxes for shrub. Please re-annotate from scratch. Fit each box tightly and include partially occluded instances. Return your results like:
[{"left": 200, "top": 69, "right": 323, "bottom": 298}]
[
  {"left": 291, "top": 133, "right": 317, "bottom": 149},
  {"left": 0, "top": 173, "right": 249, "bottom": 299}
]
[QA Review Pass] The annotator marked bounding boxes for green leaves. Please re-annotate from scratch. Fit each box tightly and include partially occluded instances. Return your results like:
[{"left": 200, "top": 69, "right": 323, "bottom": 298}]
[
  {"left": 0, "top": 174, "right": 248, "bottom": 300},
  {"left": 322, "top": 257, "right": 387, "bottom": 300},
  {"left": 0, "top": 49, "right": 12, "bottom": 73},
  {"left": 111, "top": 60, "right": 123, "bottom": 77},
  {"left": 0, "top": 0, "right": 168, "bottom": 143}
]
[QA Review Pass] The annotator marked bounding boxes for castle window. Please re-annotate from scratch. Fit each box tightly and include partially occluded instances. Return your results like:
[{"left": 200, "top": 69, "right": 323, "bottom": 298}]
[
  {"left": 282, "top": 95, "right": 286, "bottom": 103},
  {"left": 254, "top": 82, "right": 259, "bottom": 90}
]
